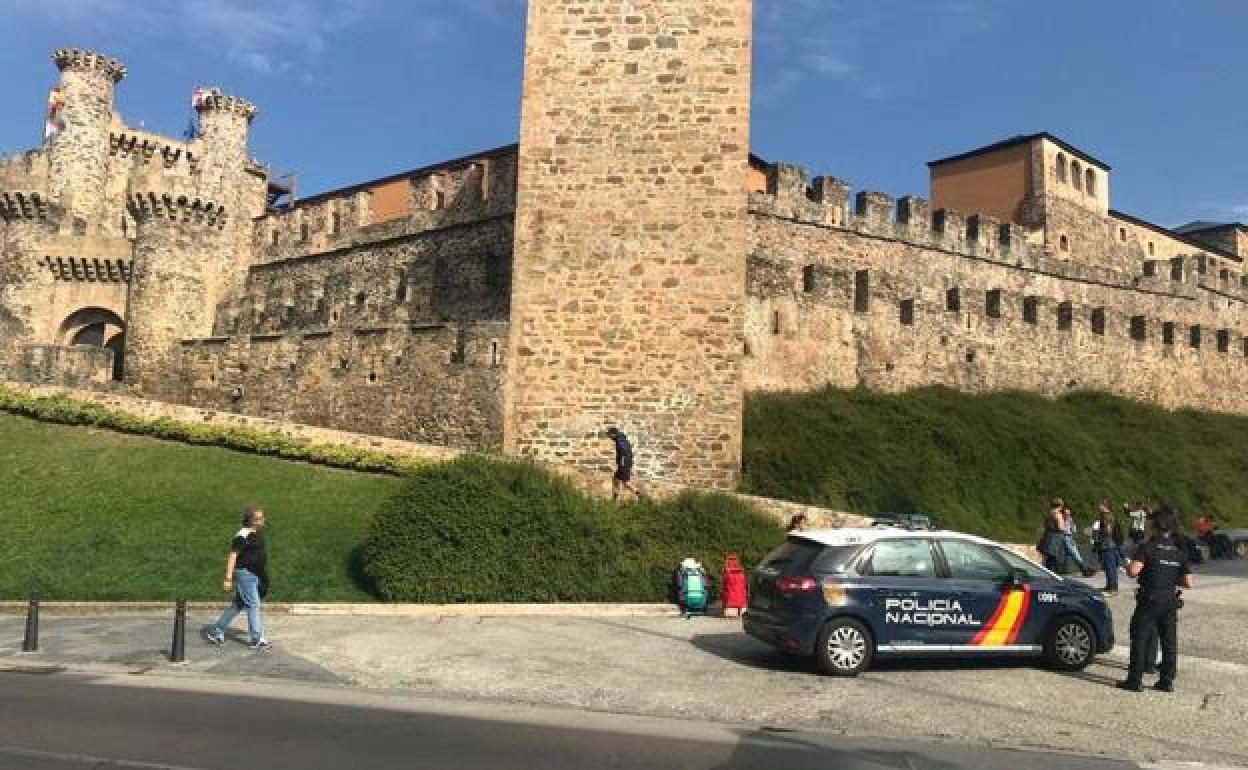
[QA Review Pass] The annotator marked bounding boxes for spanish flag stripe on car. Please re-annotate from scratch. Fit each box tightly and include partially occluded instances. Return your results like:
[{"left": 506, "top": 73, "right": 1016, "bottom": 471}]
[{"left": 971, "top": 586, "right": 1032, "bottom": 647}]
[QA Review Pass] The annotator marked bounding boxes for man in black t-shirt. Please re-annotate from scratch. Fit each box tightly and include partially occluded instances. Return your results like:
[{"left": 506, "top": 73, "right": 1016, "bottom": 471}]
[
  {"left": 205, "top": 508, "right": 271, "bottom": 651},
  {"left": 1118, "top": 507, "right": 1194, "bottom": 693}
]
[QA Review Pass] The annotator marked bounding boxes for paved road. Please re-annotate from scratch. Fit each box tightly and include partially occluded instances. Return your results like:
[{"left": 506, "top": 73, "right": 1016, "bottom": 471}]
[
  {"left": 2, "top": 559, "right": 1243, "bottom": 767},
  {"left": 0, "top": 670, "right": 1140, "bottom": 770}
]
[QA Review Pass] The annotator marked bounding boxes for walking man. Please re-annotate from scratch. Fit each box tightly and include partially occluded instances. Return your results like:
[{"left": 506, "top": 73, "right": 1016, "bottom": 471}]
[
  {"left": 205, "top": 507, "right": 271, "bottom": 651},
  {"left": 605, "top": 427, "right": 642, "bottom": 501},
  {"left": 1092, "top": 500, "right": 1124, "bottom": 593},
  {"left": 1119, "top": 506, "right": 1194, "bottom": 693}
]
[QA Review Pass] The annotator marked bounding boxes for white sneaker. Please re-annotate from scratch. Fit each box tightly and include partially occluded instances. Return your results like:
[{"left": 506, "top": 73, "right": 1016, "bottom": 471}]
[{"left": 250, "top": 640, "right": 272, "bottom": 652}]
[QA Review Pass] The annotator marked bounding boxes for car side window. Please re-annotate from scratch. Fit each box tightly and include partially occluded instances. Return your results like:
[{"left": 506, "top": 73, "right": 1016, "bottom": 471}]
[
  {"left": 861, "top": 539, "right": 936, "bottom": 578},
  {"left": 995, "top": 547, "right": 1051, "bottom": 579},
  {"left": 940, "top": 539, "right": 1012, "bottom": 581}
]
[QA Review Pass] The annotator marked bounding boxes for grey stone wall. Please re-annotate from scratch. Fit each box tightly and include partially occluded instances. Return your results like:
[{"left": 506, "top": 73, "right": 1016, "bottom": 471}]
[{"left": 746, "top": 166, "right": 1248, "bottom": 417}]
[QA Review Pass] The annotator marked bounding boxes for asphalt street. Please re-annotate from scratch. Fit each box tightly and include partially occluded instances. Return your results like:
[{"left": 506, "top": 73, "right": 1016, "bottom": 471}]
[
  {"left": 0, "top": 670, "right": 1138, "bottom": 770},
  {"left": 1, "top": 559, "right": 1243, "bottom": 767}
]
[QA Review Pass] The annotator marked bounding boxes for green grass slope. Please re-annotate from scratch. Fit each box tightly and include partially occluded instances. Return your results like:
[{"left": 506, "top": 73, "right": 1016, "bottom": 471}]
[
  {"left": 743, "top": 386, "right": 1248, "bottom": 543},
  {"left": 0, "top": 413, "right": 400, "bottom": 601}
]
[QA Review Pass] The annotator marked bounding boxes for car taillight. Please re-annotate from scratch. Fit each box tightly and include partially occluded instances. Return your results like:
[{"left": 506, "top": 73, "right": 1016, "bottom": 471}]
[{"left": 775, "top": 576, "right": 818, "bottom": 595}]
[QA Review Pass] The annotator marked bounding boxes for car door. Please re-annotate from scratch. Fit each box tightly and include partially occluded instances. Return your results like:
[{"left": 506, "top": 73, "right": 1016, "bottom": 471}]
[
  {"left": 935, "top": 538, "right": 1036, "bottom": 651},
  {"left": 857, "top": 538, "right": 941, "bottom": 650}
]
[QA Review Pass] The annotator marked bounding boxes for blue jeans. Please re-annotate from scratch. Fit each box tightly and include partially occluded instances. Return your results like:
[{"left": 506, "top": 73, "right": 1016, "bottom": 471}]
[
  {"left": 211, "top": 568, "right": 264, "bottom": 644},
  {"left": 1099, "top": 548, "right": 1121, "bottom": 590}
]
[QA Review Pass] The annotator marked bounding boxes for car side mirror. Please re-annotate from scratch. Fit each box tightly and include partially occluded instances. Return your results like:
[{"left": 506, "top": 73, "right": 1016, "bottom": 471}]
[{"left": 1006, "top": 570, "right": 1028, "bottom": 589}]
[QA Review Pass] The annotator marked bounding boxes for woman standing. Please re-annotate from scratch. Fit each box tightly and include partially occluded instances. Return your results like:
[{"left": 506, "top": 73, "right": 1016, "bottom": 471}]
[{"left": 205, "top": 508, "right": 271, "bottom": 651}]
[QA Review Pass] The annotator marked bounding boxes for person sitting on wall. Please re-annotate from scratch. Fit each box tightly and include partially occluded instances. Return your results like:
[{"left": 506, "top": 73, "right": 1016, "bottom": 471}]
[{"left": 605, "top": 427, "right": 643, "bottom": 502}]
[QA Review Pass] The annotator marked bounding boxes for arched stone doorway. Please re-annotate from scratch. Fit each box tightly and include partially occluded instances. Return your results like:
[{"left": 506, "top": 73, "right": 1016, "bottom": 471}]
[{"left": 58, "top": 307, "right": 126, "bottom": 381}]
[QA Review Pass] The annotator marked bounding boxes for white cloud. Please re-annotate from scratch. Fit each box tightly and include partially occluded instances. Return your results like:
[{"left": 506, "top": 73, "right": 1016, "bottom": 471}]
[
  {"left": 0, "top": 0, "right": 491, "bottom": 75},
  {"left": 756, "top": 0, "right": 888, "bottom": 103}
]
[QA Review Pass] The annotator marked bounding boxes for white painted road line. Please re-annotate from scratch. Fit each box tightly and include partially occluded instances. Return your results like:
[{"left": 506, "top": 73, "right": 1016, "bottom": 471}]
[{"left": 0, "top": 745, "right": 209, "bottom": 770}]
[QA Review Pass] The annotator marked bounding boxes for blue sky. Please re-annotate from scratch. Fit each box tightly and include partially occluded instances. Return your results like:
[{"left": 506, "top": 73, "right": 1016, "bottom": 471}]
[{"left": 0, "top": 0, "right": 1244, "bottom": 228}]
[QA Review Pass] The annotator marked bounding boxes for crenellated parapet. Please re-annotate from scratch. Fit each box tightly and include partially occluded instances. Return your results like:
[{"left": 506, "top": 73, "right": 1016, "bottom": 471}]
[
  {"left": 127, "top": 192, "right": 227, "bottom": 229},
  {"left": 0, "top": 191, "right": 53, "bottom": 222},
  {"left": 110, "top": 132, "right": 199, "bottom": 172},
  {"left": 193, "top": 90, "right": 258, "bottom": 124},
  {"left": 53, "top": 48, "right": 126, "bottom": 83},
  {"left": 750, "top": 159, "right": 1035, "bottom": 266}
]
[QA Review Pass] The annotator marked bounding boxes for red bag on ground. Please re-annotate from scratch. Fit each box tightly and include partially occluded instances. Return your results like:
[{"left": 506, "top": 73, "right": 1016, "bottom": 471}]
[{"left": 721, "top": 553, "right": 747, "bottom": 611}]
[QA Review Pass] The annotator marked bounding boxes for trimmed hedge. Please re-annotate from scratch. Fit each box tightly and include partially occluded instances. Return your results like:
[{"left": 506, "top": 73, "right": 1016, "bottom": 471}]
[
  {"left": 743, "top": 385, "right": 1248, "bottom": 543},
  {"left": 0, "top": 384, "right": 430, "bottom": 475},
  {"left": 361, "top": 455, "right": 784, "bottom": 603}
]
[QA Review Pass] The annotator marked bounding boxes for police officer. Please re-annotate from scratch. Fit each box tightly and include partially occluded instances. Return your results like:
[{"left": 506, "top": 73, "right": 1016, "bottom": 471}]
[{"left": 1118, "top": 506, "right": 1194, "bottom": 693}]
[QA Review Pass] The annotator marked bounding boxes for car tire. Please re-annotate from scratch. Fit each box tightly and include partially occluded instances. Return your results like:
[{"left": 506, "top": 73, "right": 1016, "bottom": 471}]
[
  {"left": 1045, "top": 615, "right": 1095, "bottom": 671},
  {"left": 815, "top": 618, "right": 873, "bottom": 677}
]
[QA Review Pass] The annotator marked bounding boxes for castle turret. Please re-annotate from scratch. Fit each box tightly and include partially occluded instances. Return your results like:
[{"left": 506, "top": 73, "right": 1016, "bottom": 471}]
[
  {"left": 48, "top": 48, "right": 126, "bottom": 232},
  {"left": 122, "top": 193, "right": 227, "bottom": 396},
  {"left": 193, "top": 90, "right": 257, "bottom": 208}
]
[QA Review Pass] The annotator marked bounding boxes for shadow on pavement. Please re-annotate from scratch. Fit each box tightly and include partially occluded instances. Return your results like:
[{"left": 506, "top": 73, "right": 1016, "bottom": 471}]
[
  {"left": 688, "top": 632, "right": 813, "bottom": 673},
  {"left": 709, "top": 729, "right": 1130, "bottom": 770}
]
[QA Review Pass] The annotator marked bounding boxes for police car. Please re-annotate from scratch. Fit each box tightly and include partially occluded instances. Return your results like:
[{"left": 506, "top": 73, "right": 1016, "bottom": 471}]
[{"left": 743, "top": 527, "right": 1114, "bottom": 676}]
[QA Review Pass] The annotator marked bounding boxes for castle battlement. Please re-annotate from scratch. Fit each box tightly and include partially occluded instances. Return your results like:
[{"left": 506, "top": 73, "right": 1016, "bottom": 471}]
[
  {"left": 193, "top": 90, "right": 257, "bottom": 123},
  {"left": 110, "top": 131, "right": 199, "bottom": 172},
  {"left": 53, "top": 48, "right": 126, "bottom": 82},
  {"left": 127, "top": 192, "right": 227, "bottom": 228},
  {"left": 0, "top": 191, "right": 52, "bottom": 221},
  {"left": 748, "top": 158, "right": 1248, "bottom": 305}
]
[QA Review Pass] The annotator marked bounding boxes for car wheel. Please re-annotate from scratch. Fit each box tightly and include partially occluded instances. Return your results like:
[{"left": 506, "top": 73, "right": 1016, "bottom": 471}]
[
  {"left": 815, "top": 618, "right": 873, "bottom": 677},
  {"left": 1045, "top": 616, "right": 1095, "bottom": 671}
]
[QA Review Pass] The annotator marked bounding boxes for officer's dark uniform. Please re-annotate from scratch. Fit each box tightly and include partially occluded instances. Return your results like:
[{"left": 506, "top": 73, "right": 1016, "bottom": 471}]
[{"left": 1124, "top": 532, "right": 1190, "bottom": 689}]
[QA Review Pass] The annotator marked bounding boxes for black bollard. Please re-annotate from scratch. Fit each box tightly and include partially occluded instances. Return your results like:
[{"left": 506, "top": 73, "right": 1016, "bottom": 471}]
[
  {"left": 169, "top": 599, "right": 187, "bottom": 664},
  {"left": 21, "top": 594, "right": 39, "bottom": 653}
]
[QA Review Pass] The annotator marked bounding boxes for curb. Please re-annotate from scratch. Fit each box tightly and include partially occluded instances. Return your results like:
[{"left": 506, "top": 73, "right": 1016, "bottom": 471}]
[{"left": 0, "top": 602, "right": 686, "bottom": 618}]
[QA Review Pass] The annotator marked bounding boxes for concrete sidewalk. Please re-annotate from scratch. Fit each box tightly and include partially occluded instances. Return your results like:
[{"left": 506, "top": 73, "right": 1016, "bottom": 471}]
[{"left": 0, "top": 601, "right": 681, "bottom": 618}]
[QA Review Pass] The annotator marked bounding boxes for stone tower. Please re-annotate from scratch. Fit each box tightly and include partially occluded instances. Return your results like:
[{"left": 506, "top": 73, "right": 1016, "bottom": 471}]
[
  {"left": 123, "top": 194, "right": 228, "bottom": 395},
  {"left": 505, "top": 0, "right": 754, "bottom": 490},
  {"left": 122, "top": 91, "right": 257, "bottom": 397},
  {"left": 48, "top": 48, "right": 126, "bottom": 232}
]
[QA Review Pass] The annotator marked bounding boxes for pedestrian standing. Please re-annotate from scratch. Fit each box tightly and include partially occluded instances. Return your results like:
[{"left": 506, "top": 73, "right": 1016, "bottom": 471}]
[
  {"left": 605, "top": 427, "right": 643, "bottom": 502},
  {"left": 205, "top": 508, "right": 272, "bottom": 651},
  {"left": 1038, "top": 499, "right": 1067, "bottom": 573},
  {"left": 1092, "top": 500, "right": 1124, "bottom": 593},
  {"left": 1119, "top": 506, "right": 1194, "bottom": 693},
  {"left": 1061, "top": 503, "right": 1095, "bottom": 578},
  {"left": 1127, "top": 501, "right": 1149, "bottom": 545}
]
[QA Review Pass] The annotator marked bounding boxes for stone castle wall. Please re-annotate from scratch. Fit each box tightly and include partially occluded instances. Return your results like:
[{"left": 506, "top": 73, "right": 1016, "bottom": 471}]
[
  {"left": 170, "top": 150, "right": 520, "bottom": 451},
  {"left": 745, "top": 163, "right": 1248, "bottom": 414},
  {"left": 505, "top": 0, "right": 754, "bottom": 491}
]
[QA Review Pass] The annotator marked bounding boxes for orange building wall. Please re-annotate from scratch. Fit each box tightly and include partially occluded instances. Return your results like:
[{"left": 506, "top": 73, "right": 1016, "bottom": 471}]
[
  {"left": 930, "top": 144, "right": 1032, "bottom": 225},
  {"left": 369, "top": 178, "right": 413, "bottom": 223}
]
